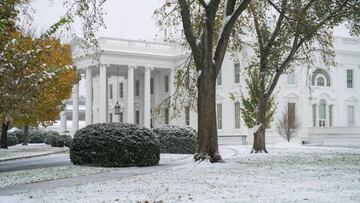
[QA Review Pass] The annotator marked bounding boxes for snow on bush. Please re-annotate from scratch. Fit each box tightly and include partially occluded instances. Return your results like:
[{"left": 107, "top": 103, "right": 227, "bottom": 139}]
[
  {"left": 9, "top": 129, "right": 25, "bottom": 143},
  {"left": 29, "top": 131, "right": 46, "bottom": 143},
  {"left": 153, "top": 125, "right": 197, "bottom": 154},
  {"left": 45, "top": 131, "right": 72, "bottom": 147},
  {"left": 70, "top": 123, "right": 160, "bottom": 167},
  {"left": 6, "top": 132, "right": 19, "bottom": 146}
]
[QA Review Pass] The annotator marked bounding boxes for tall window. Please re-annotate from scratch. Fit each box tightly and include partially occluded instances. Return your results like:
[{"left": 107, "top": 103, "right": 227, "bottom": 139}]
[
  {"left": 119, "top": 83, "right": 123, "bottom": 98},
  {"left": 185, "top": 106, "right": 190, "bottom": 126},
  {"left": 317, "top": 76, "right": 325, "bottom": 86},
  {"left": 319, "top": 100, "right": 326, "bottom": 127},
  {"left": 150, "top": 78, "right": 154, "bottom": 94},
  {"left": 234, "top": 102, "right": 241, "bottom": 128},
  {"left": 234, "top": 63, "right": 240, "bottom": 84},
  {"left": 119, "top": 112, "right": 123, "bottom": 123},
  {"left": 217, "top": 104, "right": 222, "bottom": 129},
  {"left": 165, "top": 108, "right": 169, "bottom": 124},
  {"left": 329, "top": 105, "right": 333, "bottom": 127},
  {"left": 347, "top": 69, "right": 353, "bottom": 88},
  {"left": 164, "top": 75, "right": 169, "bottom": 93},
  {"left": 288, "top": 103, "right": 296, "bottom": 128},
  {"left": 348, "top": 105, "right": 355, "bottom": 127},
  {"left": 312, "top": 104, "right": 317, "bottom": 127},
  {"left": 135, "top": 80, "right": 140, "bottom": 96},
  {"left": 217, "top": 68, "right": 222, "bottom": 86},
  {"left": 287, "top": 71, "right": 295, "bottom": 85},
  {"left": 185, "top": 73, "right": 190, "bottom": 89},
  {"left": 109, "top": 113, "right": 113, "bottom": 123},
  {"left": 109, "top": 84, "right": 113, "bottom": 99},
  {"left": 135, "top": 110, "right": 140, "bottom": 125}
]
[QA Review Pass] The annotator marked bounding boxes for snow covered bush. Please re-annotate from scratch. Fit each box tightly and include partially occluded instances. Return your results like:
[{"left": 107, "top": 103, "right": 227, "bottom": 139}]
[
  {"left": 11, "top": 130, "right": 25, "bottom": 143},
  {"left": 29, "top": 131, "right": 46, "bottom": 143},
  {"left": 45, "top": 131, "right": 60, "bottom": 146},
  {"left": 70, "top": 123, "right": 160, "bottom": 167},
  {"left": 153, "top": 125, "right": 197, "bottom": 154},
  {"left": 7, "top": 132, "right": 19, "bottom": 146}
]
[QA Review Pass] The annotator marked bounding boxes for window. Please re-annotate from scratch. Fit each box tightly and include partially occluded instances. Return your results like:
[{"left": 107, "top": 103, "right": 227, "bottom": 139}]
[
  {"left": 119, "top": 83, "right": 123, "bottom": 98},
  {"left": 185, "top": 106, "right": 190, "bottom": 126},
  {"left": 109, "top": 84, "right": 113, "bottom": 99},
  {"left": 287, "top": 71, "right": 295, "bottom": 85},
  {"left": 288, "top": 103, "right": 296, "bottom": 129},
  {"left": 119, "top": 112, "right": 123, "bottom": 123},
  {"left": 165, "top": 108, "right": 169, "bottom": 124},
  {"left": 312, "top": 104, "right": 317, "bottom": 127},
  {"left": 329, "top": 105, "right": 333, "bottom": 127},
  {"left": 347, "top": 69, "right": 353, "bottom": 88},
  {"left": 348, "top": 105, "right": 355, "bottom": 127},
  {"left": 109, "top": 113, "right": 113, "bottom": 123},
  {"left": 319, "top": 100, "right": 326, "bottom": 127},
  {"left": 135, "top": 110, "right": 140, "bottom": 125},
  {"left": 317, "top": 76, "right": 325, "bottom": 86},
  {"left": 150, "top": 78, "right": 154, "bottom": 94},
  {"left": 217, "top": 104, "right": 222, "bottom": 129},
  {"left": 150, "top": 109, "right": 153, "bottom": 128},
  {"left": 135, "top": 80, "right": 140, "bottom": 96},
  {"left": 234, "top": 63, "right": 240, "bottom": 84},
  {"left": 185, "top": 73, "right": 190, "bottom": 89},
  {"left": 164, "top": 75, "right": 169, "bottom": 92},
  {"left": 312, "top": 69, "right": 331, "bottom": 87},
  {"left": 234, "top": 102, "right": 241, "bottom": 128},
  {"left": 217, "top": 68, "right": 222, "bottom": 86}
]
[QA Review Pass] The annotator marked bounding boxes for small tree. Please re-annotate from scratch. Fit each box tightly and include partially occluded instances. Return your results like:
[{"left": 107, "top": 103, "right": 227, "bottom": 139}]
[{"left": 276, "top": 105, "right": 300, "bottom": 142}]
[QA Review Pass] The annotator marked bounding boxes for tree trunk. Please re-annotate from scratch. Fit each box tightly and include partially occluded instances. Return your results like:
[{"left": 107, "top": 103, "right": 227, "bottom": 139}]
[
  {"left": 194, "top": 67, "right": 222, "bottom": 162},
  {"left": 252, "top": 96, "right": 268, "bottom": 153},
  {"left": 23, "top": 125, "right": 29, "bottom": 145},
  {"left": 0, "top": 117, "right": 10, "bottom": 149}
]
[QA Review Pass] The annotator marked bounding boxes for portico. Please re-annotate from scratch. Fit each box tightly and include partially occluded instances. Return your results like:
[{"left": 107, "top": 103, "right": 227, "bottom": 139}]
[{"left": 63, "top": 37, "right": 185, "bottom": 133}]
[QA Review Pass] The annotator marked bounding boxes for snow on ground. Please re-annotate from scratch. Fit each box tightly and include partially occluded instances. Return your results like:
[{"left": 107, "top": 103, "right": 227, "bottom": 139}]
[
  {"left": 3, "top": 144, "right": 360, "bottom": 203},
  {"left": 0, "top": 165, "right": 115, "bottom": 188},
  {"left": 0, "top": 144, "right": 68, "bottom": 161}
]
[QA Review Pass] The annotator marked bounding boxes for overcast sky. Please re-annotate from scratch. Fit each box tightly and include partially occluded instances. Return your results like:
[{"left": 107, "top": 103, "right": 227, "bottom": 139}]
[
  {"left": 28, "top": 0, "right": 165, "bottom": 40},
  {"left": 28, "top": 0, "right": 352, "bottom": 41}
]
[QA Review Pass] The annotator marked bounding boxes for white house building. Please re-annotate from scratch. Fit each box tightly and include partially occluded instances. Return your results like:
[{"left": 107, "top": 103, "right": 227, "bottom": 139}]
[{"left": 58, "top": 36, "right": 360, "bottom": 146}]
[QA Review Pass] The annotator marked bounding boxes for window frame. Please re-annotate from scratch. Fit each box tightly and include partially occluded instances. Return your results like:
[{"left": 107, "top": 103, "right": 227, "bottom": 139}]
[
  {"left": 346, "top": 69, "right": 354, "bottom": 88},
  {"left": 135, "top": 80, "right": 140, "bottom": 96},
  {"left": 234, "top": 63, "right": 240, "bottom": 84}
]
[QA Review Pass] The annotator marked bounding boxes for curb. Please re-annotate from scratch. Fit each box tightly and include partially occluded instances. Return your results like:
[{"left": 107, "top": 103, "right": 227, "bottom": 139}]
[{"left": 0, "top": 149, "right": 69, "bottom": 163}]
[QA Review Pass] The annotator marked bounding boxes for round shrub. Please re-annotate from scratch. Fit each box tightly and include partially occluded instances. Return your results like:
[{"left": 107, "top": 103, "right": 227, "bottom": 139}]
[
  {"left": 29, "top": 131, "right": 46, "bottom": 143},
  {"left": 61, "top": 135, "right": 73, "bottom": 148},
  {"left": 45, "top": 131, "right": 61, "bottom": 146},
  {"left": 70, "top": 123, "right": 160, "bottom": 167},
  {"left": 153, "top": 125, "right": 197, "bottom": 154},
  {"left": 11, "top": 130, "right": 25, "bottom": 143},
  {"left": 7, "top": 133, "right": 19, "bottom": 146}
]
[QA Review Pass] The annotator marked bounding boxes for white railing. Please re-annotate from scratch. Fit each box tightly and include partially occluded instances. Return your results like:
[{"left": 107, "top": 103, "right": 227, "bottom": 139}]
[
  {"left": 308, "top": 127, "right": 360, "bottom": 146},
  {"left": 98, "top": 37, "right": 180, "bottom": 53}
]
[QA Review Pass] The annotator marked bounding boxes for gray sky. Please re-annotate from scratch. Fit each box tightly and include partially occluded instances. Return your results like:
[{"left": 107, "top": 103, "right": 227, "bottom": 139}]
[
  {"left": 29, "top": 0, "right": 165, "bottom": 40},
  {"left": 28, "top": 0, "right": 351, "bottom": 40}
]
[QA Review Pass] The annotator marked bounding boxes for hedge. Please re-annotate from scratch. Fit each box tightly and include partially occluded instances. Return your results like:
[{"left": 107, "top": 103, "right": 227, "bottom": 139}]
[
  {"left": 153, "top": 125, "right": 197, "bottom": 154},
  {"left": 70, "top": 123, "right": 160, "bottom": 167}
]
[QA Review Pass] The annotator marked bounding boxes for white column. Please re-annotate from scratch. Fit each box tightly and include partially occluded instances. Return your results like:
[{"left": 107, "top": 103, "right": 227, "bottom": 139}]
[
  {"left": 72, "top": 83, "right": 79, "bottom": 133},
  {"left": 60, "top": 104, "right": 67, "bottom": 133},
  {"left": 99, "top": 65, "right": 108, "bottom": 123},
  {"left": 143, "top": 67, "right": 151, "bottom": 128},
  {"left": 127, "top": 65, "right": 135, "bottom": 123},
  {"left": 168, "top": 68, "right": 175, "bottom": 124},
  {"left": 85, "top": 67, "right": 93, "bottom": 125}
]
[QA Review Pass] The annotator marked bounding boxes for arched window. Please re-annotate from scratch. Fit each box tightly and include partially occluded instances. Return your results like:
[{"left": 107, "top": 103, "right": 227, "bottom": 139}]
[
  {"left": 311, "top": 69, "right": 331, "bottom": 87},
  {"left": 319, "top": 99, "right": 326, "bottom": 127},
  {"left": 317, "top": 76, "right": 325, "bottom": 86}
]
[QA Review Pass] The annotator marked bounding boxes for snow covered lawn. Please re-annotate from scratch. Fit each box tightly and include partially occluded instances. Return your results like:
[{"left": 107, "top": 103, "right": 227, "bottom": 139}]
[
  {"left": 0, "top": 144, "right": 68, "bottom": 161},
  {"left": 4, "top": 144, "right": 360, "bottom": 202},
  {"left": 0, "top": 165, "right": 116, "bottom": 188}
]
